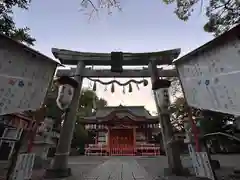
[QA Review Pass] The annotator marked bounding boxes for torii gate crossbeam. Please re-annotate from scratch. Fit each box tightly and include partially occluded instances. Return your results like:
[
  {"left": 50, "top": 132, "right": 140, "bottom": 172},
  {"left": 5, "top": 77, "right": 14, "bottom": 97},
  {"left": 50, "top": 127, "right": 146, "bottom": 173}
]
[
  {"left": 52, "top": 48, "right": 180, "bottom": 65},
  {"left": 56, "top": 68, "right": 177, "bottom": 78}
]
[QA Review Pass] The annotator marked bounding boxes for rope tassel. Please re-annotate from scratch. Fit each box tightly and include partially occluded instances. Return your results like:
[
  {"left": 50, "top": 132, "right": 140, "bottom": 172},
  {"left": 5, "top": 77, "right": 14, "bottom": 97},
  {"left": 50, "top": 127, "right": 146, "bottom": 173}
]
[
  {"left": 111, "top": 83, "right": 115, "bottom": 93},
  {"left": 143, "top": 79, "right": 148, "bottom": 86},
  {"left": 128, "top": 83, "right": 132, "bottom": 93},
  {"left": 87, "top": 77, "right": 148, "bottom": 94},
  {"left": 93, "top": 81, "right": 97, "bottom": 91},
  {"left": 136, "top": 83, "right": 140, "bottom": 90},
  {"left": 123, "top": 86, "right": 125, "bottom": 94}
]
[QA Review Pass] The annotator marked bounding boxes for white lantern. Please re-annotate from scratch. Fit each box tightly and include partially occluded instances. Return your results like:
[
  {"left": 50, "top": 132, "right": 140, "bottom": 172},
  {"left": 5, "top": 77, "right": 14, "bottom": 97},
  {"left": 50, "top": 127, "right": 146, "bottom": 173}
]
[
  {"left": 152, "top": 79, "right": 171, "bottom": 113},
  {"left": 55, "top": 76, "right": 78, "bottom": 110}
]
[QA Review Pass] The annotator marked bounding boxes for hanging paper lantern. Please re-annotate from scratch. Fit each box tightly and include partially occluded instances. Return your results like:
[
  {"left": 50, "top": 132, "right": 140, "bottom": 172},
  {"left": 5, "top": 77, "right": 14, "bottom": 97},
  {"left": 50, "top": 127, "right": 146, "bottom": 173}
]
[
  {"left": 55, "top": 76, "right": 78, "bottom": 110},
  {"left": 143, "top": 79, "right": 148, "bottom": 86},
  {"left": 111, "top": 83, "right": 115, "bottom": 93},
  {"left": 93, "top": 81, "right": 97, "bottom": 91},
  {"left": 128, "top": 83, "right": 132, "bottom": 93}
]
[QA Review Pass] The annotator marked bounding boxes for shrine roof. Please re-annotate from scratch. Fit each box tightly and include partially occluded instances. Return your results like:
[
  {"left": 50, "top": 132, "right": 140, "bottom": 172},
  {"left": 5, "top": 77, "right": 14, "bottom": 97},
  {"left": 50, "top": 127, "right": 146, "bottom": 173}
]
[
  {"left": 0, "top": 33, "right": 60, "bottom": 65},
  {"left": 174, "top": 24, "right": 240, "bottom": 65},
  {"left": 80, "top": 105, "right": 158, "bottom": 123}
]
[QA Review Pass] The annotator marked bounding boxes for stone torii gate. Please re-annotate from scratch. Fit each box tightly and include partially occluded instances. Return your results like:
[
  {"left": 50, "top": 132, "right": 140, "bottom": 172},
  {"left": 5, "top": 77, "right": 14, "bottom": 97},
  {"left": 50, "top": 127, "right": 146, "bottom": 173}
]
[{"left": 45, "top": 48, "right": 183, "bottom": 178}]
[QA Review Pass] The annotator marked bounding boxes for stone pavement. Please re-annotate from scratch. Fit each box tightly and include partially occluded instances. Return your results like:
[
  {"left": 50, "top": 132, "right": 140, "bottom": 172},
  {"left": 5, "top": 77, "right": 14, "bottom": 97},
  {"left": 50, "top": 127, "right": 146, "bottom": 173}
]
[
  {"left": 83, "top": 157, "right": 155, "bottom": 180},
  {"left": 37, "top": 156, "right": 159, "bottom": 180},
  {"left": 29, "top": 155, "right": 240, "bottom": 180}
]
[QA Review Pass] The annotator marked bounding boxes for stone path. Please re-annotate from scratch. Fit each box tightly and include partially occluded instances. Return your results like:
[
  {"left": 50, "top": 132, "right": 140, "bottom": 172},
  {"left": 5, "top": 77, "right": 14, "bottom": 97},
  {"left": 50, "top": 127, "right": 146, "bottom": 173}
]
[
  {"left": 83, "top": 157, "right": 155, "bottom": 180},
  {"left": 32, "top": 155, "right": 240, "bottom": 180}
]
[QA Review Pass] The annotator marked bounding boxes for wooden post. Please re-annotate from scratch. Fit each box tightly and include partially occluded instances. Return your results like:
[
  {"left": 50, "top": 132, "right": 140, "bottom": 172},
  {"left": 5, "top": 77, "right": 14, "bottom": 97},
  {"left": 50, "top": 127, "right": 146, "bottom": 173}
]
[
  {"left": 149, "top": 60, "right": 184, "bottom": 175},
  {"left": 133, "top": 127, "right": 136, "bottom": 154},
  {"left": 107, "top": 127, "right": 110, "bottom": 155},
  {"left": 188, "top": 108, "right": 200, "bottom": 152},
  {"left": 95, "top": 131, "right": 98, "bottom": 144}
]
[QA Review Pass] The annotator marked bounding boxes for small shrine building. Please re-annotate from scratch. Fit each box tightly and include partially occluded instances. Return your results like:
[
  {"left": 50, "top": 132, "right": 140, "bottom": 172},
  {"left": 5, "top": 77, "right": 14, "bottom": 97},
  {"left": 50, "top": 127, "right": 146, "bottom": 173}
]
[{"left": 81, "top": 105, "right": 161, "bottom": 156}]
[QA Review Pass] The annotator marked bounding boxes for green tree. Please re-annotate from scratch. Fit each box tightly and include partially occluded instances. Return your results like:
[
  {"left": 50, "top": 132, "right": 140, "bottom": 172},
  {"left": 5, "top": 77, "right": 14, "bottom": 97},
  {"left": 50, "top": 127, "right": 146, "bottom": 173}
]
[
  {"left": 72, "top": 89, "right": 107, "bottom": 152},
  {"left": 71, "top": 122, "right": 88, "bottom": 153},
  {"left": 81, "top": 0, "right": 239, "bottom": 36},
  {"left": 0, "top": 0, "right": 35, "bottom": 45},
  {"left": 170, "top": 96, "right": 235, "bottom": 134},
  {"left": 170, "top": 96, "right": 200, "bottom": 130},
  {"left": 163, "top": 0, "right": 240, "bottom": 36},
  {"left": 77, "top": 89, "right": 107, "bottom": 117},
  {"left": 200, "top": 110, "right": 235, "bottom": 134},
  {"left": 44, "top": 84, "right": 108, "bottom": 151}
]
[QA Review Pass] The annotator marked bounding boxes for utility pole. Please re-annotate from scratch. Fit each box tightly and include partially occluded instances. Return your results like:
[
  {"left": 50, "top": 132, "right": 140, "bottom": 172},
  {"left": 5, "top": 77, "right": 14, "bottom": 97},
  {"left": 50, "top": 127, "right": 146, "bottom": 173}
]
[
  {"left": 45, "top": 61, "right": 85, "bottom": 178},
  {"left": 148, "top": 60, "right": 184, "bottom": 175}
]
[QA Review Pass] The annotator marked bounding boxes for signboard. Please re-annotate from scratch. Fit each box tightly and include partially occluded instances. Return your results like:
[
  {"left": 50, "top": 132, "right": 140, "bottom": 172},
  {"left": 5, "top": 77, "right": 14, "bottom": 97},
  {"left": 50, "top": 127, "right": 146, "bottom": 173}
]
[
  {"left": 184, "top": 114, "right": 215, "bottom": 179},
  {"left": 176, "top": 35, "right": 240, "bottom": 115},
  {"left": 188, "top": 145, "right": 215, "bottom": 180},
  {"left": 12, "top": 153, "right": 35, "bottom": 180},
  {"left": 188, "top": 144, "right": 205, "bottom": 177},
  {"left": 200, "top": 152, "right": 215, "bottom": 180},
  {"left": 0, "top": 40, "right": 57, "bottom": 115}
]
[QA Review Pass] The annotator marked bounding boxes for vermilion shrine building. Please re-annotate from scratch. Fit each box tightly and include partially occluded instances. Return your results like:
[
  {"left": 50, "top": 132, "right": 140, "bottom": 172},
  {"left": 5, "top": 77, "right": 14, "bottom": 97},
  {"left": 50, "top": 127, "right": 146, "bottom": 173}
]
[{"left": 81, "top": 105, "right": 161, "bottom": 156}]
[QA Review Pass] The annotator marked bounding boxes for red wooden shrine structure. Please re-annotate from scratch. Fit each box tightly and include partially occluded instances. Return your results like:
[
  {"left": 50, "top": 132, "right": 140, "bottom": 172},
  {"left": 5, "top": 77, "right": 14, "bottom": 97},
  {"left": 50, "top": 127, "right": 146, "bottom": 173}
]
[{"left": 81, "top": 105, "right": 161, "bottom": 156}]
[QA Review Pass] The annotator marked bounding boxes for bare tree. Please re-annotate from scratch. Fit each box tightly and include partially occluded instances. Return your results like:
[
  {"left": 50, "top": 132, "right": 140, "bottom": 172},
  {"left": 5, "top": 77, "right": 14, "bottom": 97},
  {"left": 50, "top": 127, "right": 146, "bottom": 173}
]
[
  {"left": 80, "top": 0, "right": 121, "bottom": 18},
  {"left": 80, "top": 0, "right": 240, "bottom": 36}
]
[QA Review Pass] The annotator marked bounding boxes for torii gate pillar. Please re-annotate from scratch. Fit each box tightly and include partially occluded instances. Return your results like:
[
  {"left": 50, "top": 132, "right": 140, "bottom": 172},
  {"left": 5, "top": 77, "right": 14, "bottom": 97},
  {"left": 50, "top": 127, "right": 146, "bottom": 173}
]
[
  {"left": 149, "top": 60, "right": 184, "bottom": 175},
  {"left": 45, "top": 61, "right": 85, "bottom": 178}
]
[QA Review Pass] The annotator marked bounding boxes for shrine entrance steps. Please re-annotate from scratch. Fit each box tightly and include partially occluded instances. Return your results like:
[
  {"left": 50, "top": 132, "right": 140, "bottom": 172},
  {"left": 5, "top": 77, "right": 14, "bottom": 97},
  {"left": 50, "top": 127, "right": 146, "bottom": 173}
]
[{"left": 85, "top": 147, "right": 161, "bottom": 156}]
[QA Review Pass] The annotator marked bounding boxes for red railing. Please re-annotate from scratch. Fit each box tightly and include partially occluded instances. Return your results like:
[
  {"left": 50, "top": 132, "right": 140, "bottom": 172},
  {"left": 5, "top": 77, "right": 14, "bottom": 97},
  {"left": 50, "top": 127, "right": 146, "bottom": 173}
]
[
  {"left": 110, "top": 147, "right": 135, "bottom": 156},
  {"left": 137, "top": 145, "right": 160, "bottom": 156},
  {"left": 85, "top": 144, "right": 160, "bottom": 156}
]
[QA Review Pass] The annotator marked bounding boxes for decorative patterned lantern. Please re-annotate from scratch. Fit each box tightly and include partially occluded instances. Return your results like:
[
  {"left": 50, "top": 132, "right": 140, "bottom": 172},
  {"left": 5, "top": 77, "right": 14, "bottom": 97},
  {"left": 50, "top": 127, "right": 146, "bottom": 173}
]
[{"left": 55, "top": 76, "right": 78, "bottom": 110}]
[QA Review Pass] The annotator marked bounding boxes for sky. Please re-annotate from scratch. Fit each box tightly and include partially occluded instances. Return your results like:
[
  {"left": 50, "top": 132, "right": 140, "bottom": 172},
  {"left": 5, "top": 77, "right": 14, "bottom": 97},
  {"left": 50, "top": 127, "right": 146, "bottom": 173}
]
[{"left": 13, "top": 0, "right": 213, "bottom": 114}]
